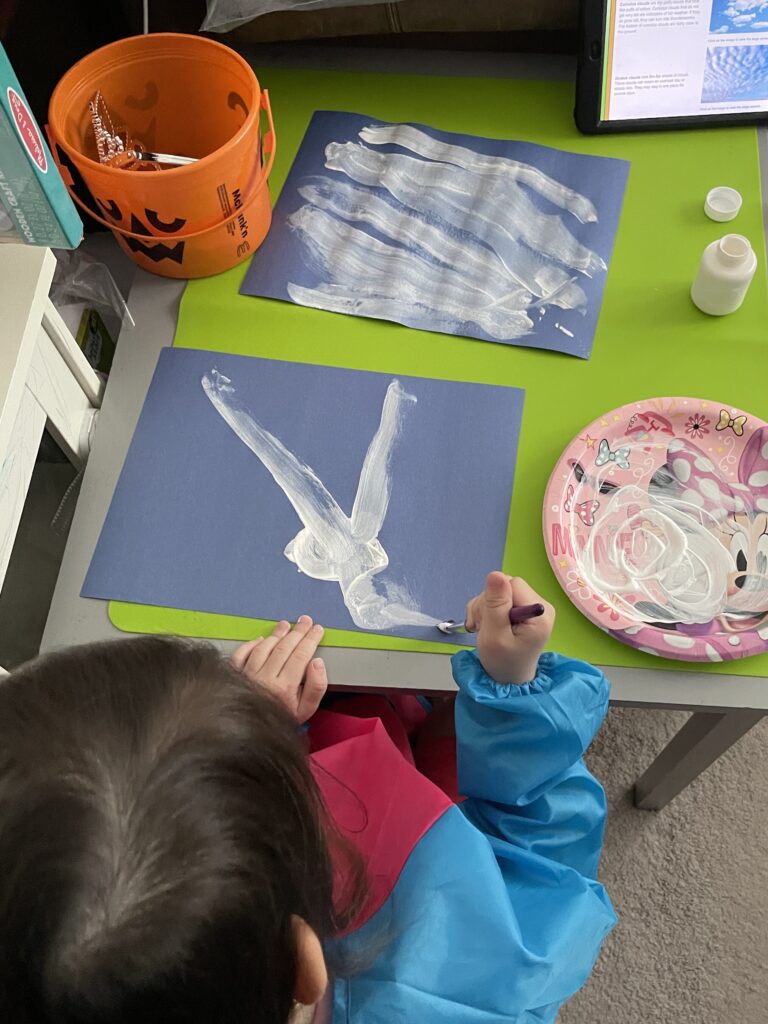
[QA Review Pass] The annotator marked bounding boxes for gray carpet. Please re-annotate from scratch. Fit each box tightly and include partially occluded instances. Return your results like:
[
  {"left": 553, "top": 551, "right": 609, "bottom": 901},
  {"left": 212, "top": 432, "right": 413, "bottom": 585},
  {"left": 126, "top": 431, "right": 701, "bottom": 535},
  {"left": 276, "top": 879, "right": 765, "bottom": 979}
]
[{"left": 561, "top": 708, "right": 768, "bottom": 1024}]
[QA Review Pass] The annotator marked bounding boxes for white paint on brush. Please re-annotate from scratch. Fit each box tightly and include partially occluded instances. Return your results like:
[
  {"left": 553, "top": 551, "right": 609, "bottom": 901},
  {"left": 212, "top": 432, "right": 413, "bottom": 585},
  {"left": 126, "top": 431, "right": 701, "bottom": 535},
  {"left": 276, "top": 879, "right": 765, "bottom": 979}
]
[{"left": 201, "top": 369, "right": 439, "bottom": 631}]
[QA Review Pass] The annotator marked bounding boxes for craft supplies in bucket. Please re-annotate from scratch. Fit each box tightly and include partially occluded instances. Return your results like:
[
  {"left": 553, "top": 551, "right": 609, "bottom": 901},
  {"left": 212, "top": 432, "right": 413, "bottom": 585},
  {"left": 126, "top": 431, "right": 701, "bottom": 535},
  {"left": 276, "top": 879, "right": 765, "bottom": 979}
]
[{"left": 48, "top": 33, "right": 275, "bottom": 277}]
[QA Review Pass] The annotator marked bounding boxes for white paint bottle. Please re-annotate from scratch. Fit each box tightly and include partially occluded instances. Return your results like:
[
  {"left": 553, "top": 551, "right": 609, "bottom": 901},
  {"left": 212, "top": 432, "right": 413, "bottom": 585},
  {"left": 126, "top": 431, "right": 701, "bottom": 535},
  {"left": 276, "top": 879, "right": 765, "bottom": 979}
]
[{"left": 690, "top": 233, "right": 757, "bottom": 316}]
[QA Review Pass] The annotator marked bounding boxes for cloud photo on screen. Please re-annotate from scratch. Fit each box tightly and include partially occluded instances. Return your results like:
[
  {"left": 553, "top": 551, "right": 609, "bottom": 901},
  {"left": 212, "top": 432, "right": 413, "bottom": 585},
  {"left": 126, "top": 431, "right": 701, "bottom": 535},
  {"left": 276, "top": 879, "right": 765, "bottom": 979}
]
[
  {"left": 702, "top": 44, "right": 768, "bottom": 100},
  {"left": 710, "top": 0, "right": 768, "bottom": 34}
]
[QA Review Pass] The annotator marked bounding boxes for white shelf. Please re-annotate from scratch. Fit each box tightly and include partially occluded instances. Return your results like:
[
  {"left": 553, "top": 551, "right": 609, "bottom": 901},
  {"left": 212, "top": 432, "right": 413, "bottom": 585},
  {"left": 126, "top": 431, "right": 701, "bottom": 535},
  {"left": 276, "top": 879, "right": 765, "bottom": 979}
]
[{"left": 0, "top": 244, "right": 104, "bottom": 647}]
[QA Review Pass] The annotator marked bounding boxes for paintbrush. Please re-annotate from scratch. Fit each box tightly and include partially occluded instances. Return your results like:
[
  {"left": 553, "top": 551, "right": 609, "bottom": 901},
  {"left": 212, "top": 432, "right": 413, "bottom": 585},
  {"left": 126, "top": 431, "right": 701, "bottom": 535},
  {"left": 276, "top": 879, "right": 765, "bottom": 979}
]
[{"left": 437, "top": 602, "right": 546, "bottom": 635}]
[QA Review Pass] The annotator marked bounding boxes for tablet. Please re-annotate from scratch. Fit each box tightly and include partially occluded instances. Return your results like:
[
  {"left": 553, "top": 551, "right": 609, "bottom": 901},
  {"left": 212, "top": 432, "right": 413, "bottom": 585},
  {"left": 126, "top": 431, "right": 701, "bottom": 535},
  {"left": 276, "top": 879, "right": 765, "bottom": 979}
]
[{"left": 576, "top": 0, "right": 768, "bottom": 133}]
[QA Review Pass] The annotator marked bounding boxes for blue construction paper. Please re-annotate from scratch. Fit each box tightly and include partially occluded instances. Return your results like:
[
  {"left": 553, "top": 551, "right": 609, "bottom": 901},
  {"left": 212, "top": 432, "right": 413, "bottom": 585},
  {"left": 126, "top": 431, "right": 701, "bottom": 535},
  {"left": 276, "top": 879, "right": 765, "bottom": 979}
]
[
  {"left": 83, "top": 348, "right": 525, "bottom": 644},
  {"left": 240, "top": 111, "right": 630, "bottom": 359}
]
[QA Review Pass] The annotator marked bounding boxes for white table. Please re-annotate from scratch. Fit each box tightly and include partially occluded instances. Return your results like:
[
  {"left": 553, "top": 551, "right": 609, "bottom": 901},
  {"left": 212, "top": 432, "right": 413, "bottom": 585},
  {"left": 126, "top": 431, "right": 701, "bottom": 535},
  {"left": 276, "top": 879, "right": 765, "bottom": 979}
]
[{"left": 41, "top": 48, "right": 767, "bottom": 811}]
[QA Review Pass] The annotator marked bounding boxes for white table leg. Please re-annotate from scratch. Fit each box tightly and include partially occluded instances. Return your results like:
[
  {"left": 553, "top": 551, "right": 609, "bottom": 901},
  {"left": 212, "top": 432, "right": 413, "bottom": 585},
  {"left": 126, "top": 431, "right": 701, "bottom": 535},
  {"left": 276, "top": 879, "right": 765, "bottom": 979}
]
[
  {"left": 0, "top": 386, "right": 47, "bottom": 588},
  {"left": 634, "top": 709, "right": 765, "bottom": 811},
  {"left": 27, "top": 327, "right": 98, "bottom": 467},
  {"left": 42, "top": 301, "right": 103, "bottom": 409}
]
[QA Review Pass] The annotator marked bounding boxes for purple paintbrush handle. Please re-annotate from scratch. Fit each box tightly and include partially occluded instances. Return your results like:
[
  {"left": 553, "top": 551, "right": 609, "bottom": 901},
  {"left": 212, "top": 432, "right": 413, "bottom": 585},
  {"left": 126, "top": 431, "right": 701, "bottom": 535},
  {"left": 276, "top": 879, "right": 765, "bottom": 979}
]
[{"left": 507, "top": 602, "right": 546, "bottom": 625}]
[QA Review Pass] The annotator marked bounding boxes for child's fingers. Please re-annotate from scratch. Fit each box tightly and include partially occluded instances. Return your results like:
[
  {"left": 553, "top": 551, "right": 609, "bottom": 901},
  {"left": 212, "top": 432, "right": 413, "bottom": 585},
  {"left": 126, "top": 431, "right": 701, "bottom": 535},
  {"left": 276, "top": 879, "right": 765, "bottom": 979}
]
[
  {"left": 281, "top": 624, "right": 324, "bottom": 685},
  {"left": 509, "top": 578, "right": 556, "bottom": 633},
  {"left": 238, "top": 620, "right": 291, "bottom": 676},
  {"left": 482, "top": 571, "right": 514, "bottom": 630},
  {"left": 297, "top": 657, "right": 328, "bottom": 722},
  {"left": 464, "top": 595, "right": 480, "bottom": 632},
  {"left": 263, "top": 616, "right": 314, "bottom": 675},
  {"left": 465, "top": 573, "right": 513, "bottom": 632},
  {"left": 230, "top": 636, "right": 264, "bottom": 672},
  {"left": 466, "top": 574, "right": 550, "bottom": 634},
  {"left": 509, "top": 577, "right": 546, "bottom": 609}
]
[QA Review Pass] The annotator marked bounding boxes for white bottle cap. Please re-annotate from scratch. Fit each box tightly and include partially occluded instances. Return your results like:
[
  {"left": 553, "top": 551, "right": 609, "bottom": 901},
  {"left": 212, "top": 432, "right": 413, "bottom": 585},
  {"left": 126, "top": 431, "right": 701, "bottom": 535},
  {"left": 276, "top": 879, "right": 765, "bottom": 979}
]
[{"left": 704, "top": 186, "right": 742, "bottom": 222}]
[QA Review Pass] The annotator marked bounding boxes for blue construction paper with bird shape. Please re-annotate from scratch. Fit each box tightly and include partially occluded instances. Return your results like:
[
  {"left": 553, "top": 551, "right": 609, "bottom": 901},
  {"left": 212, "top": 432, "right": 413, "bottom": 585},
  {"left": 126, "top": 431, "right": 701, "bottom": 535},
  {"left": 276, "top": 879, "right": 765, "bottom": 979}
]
[{"left": 83, "top": 348, "right": 525, "bottom": 643}]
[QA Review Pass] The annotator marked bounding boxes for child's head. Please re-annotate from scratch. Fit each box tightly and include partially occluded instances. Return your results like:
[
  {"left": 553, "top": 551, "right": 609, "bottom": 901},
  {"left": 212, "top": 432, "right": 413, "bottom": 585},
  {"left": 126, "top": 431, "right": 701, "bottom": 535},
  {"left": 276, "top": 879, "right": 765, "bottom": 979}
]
[{"left": 0, "top": 637, "right": 348, "bottom": 1024}]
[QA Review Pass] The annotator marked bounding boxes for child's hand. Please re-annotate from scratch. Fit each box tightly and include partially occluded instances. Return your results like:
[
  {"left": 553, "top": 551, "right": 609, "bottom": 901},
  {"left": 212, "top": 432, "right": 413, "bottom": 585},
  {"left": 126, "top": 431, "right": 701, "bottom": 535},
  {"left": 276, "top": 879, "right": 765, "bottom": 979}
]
[
  {"left": 465, "top": 572, "right": 555, "bottom": 685},
  {"left": 231, "top": 616, "right": 327, "bottom": 723}
]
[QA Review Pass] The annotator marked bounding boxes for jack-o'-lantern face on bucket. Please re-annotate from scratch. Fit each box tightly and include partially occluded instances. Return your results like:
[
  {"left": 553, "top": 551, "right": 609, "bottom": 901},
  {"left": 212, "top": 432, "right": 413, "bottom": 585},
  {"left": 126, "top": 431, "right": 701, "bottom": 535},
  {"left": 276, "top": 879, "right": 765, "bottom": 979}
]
[{"left": 53, "top": 142, "right": 188, "bottom": 266}]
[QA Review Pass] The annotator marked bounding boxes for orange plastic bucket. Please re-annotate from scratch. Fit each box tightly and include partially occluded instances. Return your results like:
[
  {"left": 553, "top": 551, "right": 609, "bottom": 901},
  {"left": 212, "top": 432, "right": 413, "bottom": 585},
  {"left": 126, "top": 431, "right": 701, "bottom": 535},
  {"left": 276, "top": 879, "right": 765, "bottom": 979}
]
[
  {"left": 48, "top": 33, "right": 275, "bottom": 277},
  {"left": 58, "top": 170, "right": 273, "bottom": 279}
]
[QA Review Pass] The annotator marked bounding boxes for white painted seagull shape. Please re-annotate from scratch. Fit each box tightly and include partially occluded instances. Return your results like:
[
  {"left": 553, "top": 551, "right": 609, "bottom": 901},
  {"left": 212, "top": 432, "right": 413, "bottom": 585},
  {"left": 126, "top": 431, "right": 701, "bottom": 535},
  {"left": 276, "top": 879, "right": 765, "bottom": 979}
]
[{"left": 202, "top": 369, "right": 438, "bottom": 630}]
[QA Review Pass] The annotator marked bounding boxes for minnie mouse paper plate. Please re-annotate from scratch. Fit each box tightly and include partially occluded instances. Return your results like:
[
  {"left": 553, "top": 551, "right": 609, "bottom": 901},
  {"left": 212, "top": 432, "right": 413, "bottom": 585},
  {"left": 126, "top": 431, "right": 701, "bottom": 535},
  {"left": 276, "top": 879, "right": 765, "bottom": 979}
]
[{"left": 543, "top": 398, "right": 768, "bottom": 662}]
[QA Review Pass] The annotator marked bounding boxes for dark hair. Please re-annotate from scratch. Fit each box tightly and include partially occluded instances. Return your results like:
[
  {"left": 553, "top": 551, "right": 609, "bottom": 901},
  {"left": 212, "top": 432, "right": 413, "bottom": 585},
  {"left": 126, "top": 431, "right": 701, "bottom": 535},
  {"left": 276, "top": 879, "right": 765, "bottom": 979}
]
[{"left": 0, "top": 637, "right": 362, "bottom": 1024}]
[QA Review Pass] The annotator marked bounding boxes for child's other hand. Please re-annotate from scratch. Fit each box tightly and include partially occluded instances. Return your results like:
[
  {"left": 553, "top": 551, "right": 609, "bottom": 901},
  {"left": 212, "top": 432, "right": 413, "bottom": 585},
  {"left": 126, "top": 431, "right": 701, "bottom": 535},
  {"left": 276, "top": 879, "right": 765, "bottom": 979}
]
[
  {"left": 465, "top": 572, "right": 555, "bottom": 685},
  {"left": 231, "top": 616, "right": 327, "bottom": 724}
]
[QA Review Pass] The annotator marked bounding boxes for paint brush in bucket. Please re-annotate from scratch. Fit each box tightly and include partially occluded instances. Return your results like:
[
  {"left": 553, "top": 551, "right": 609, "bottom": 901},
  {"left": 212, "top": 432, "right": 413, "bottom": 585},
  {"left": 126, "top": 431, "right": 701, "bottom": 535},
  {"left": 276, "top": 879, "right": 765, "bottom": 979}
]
[
  {"left": 437, "top": 602, "right": 545, "bottom": 635},
  {"left": 88, "top": 91, "right": 196, "bottom": 169}
]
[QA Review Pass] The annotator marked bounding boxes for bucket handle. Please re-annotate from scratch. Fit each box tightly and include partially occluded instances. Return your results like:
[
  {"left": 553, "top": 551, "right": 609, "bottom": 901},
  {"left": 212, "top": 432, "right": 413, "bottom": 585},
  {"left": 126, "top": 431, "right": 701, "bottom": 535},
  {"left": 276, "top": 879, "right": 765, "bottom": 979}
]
[
  {"left": 46, "top": 92, "right": 277, "bottom": 242},
  {"left": 260, "top": 88, "right": 276, "bottom": 182}
]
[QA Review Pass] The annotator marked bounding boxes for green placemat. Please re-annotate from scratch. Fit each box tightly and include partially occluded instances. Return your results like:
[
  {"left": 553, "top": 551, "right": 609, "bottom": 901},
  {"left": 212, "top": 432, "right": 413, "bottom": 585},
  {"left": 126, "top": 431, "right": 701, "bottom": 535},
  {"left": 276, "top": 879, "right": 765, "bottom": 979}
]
[{"left": 110, "top": 69, "right": 768, "bottom": 675}]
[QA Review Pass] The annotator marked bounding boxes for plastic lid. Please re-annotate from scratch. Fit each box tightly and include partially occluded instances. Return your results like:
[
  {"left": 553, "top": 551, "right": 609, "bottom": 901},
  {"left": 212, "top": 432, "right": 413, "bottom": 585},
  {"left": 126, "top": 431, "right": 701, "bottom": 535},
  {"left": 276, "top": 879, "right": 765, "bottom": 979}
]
[{"left": 705, "top": 186, "right": 742, "bottom": 222}]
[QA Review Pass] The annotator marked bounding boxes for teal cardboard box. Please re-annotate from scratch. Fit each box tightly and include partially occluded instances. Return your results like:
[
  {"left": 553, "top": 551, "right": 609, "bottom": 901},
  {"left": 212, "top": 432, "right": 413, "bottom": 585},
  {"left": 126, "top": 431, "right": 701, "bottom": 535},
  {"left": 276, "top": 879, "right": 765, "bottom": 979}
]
[{"left": 0, "top": 42, "right": 82, "bottom": 248}]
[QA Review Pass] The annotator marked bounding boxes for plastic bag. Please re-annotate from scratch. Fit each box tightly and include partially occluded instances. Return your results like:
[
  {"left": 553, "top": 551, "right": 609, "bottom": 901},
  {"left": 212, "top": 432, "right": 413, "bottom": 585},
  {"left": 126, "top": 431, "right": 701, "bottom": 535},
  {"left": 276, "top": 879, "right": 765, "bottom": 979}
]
[
  {"left": 50, "top": 249, "right": 135, "bottom": 332},
  {"left": 201, "top": 0, "right": 403, "bottom": 34}
]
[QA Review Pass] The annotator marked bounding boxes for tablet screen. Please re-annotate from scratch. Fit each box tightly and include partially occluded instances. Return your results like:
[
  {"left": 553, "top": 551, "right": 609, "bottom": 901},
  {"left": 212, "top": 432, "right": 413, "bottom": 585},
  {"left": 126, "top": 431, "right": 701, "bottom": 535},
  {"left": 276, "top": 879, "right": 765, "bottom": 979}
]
[{"left": 601, "top": 0, "right": 768, "bottom": 121}]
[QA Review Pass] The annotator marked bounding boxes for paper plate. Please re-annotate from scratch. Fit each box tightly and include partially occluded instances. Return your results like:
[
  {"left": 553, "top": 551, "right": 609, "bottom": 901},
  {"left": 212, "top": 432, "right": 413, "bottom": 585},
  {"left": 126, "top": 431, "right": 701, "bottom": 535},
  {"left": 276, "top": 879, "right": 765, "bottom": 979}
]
[{"left": 543, "top": 398, "right": 768, "bottom": 662}]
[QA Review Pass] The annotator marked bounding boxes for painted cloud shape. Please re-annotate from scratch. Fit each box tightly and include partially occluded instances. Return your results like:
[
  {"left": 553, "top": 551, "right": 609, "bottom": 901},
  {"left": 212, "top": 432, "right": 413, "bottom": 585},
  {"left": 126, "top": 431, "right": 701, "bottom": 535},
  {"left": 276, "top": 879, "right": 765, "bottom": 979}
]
[
  {"left": 240, "top": 111, "right": 630, "bottom": 359},
  {"left": 285, "top": 123, "right": 605, "bottom": 346}
]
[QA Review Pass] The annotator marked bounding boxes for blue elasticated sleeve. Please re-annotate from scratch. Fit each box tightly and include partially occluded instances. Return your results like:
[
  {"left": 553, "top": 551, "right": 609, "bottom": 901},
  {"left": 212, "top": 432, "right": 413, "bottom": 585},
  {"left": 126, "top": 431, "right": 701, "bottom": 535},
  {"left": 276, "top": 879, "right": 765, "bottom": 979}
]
[{"left": 453, "top": 650, "right": 611, "bottom": 879}]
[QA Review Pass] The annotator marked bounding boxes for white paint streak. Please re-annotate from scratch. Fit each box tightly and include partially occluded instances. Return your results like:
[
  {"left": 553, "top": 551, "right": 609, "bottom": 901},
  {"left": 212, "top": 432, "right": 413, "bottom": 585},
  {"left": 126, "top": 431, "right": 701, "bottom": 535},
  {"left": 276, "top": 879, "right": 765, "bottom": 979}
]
[
  {"left": 287, "top": 204, "right": 533, "bottom": 339},
  {"left": 297, "top": 178, "right": 527, "bottom": 304},
  {"left": 577, "top": 483, "right": 734, "bottom": 625},
  {"left": 283, "top": 122, "right": 607, "bottom": 345},
  {"left": 201, "top": 369, "right": 439, "bottom": 631},
  {"left": 326, "top": 141, "right": 605, "bottom": 277},
  {"left": 358, "top": 122, "right": 599, "bottom": 223}
]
